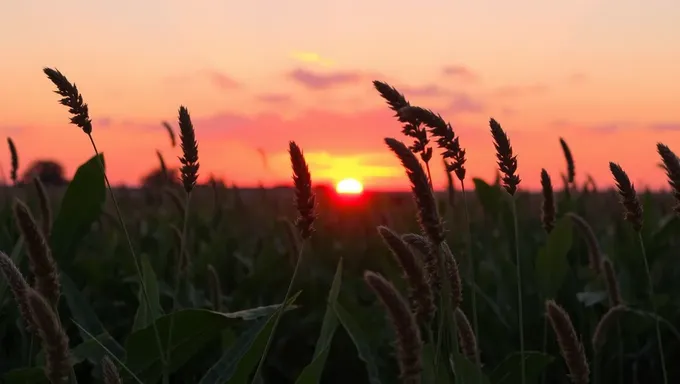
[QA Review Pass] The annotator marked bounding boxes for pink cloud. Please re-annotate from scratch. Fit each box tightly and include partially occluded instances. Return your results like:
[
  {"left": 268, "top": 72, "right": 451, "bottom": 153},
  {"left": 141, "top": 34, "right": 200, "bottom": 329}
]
[
  {"left": 648, "top": 122, "right": 680, "bottom": 132},
  {"left": 399, "top": 84, "right": 449, "bottom": 97},
  {"left": 257, "top": 93, "right": 292, "bottom": 104},
  {"left": 494, "top": 84, "right": 548, "bottom": 98},
  {"left": 204, "top": 70, "right": 241, "bottom": 90},
  {"left": 442, "top": 65, "right": 479, "bottom": 82},
  {"left": 566, "top": 72, "right": 589, "bottom": 84},
  {"left": 288, "top": 68, "right": 363, "bottom": 89}
]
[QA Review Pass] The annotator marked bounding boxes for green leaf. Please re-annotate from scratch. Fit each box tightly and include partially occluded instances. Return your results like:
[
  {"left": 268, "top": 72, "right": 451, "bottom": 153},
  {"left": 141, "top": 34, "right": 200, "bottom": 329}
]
[
  {"left": 131, "top": 253, "right": 162, "bottom": 332},
  {"left": 333, "top": 301, "right": 383, "bottom": 384},
  {"left": 451, "top": 351, "right": 491, "bottom": 384},
  {"left": 2, "top": 367, "right": 47, "bottom": 384},
  {"left": 198, "top": 292, "right": 302, "bottom": 384},
  {"left": 125, "top": 297, "right": 299, "bottom": 383},
  {"left": 421, "top": 343, "right": 453, "bottom": 384},
  {"left": 49, "top": 153, "right": 106, "bottom": 263},
  {"left": 473, "top": 178, "right": 502, "bottom": 216},
  {"left": 60, "top": 271, "right": 126, "bottom": 361},
  {"left": 535, "top": 216, "right": 573, "bottom": 297},
  {"left": 490, "top": 351, "right": 554, "bottom": 384},
  {"left": 295, "top": 258, "right": 343, "bottom": 384}
]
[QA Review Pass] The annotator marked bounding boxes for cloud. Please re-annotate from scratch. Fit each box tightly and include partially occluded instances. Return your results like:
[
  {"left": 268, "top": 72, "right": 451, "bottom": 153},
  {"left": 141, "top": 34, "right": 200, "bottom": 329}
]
[
  {"left": 204, "top": 70, "right": 240, "bottom": 90},
  {"left": 494, "top": 84, "right": 548, "bottom": 98},
  {"left": 549, "top": 119, "right": 636, "bottom": 134},
  {"left": 648, "top": 122, "right": 680, "bottom": 132},
  {"left": 442, "top": 65, "right": 478, "bottom": 82},
  {"left": 444, "top": 93, "right": 485, "bottom": 114},
  {"left": 257, "top": 93, "right": 292, "bottom": 104},
  {"left": 288, "top": 68, "right": 363, "bottom": 89},
  {"left": 566, "top": 72, "right": 589, "bottom": 84},
  {"left": 289, "top": 51, "right": 334, "bottom": 66},
  {"left": 399, "top": 84, "right": 449, "bottom": 97}
]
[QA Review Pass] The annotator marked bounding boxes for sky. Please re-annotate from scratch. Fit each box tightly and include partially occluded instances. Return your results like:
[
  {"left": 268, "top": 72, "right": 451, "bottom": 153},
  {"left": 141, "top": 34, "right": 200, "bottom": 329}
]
[{"left": 1, "top": 0, "right": 679, "bottom": 191}]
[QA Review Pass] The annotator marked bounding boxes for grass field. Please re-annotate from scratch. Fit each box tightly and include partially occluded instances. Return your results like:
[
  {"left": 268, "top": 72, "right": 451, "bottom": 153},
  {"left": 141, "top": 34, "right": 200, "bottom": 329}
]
[{"left": 1, "top": 69, "right": 679, "bottom": 384}]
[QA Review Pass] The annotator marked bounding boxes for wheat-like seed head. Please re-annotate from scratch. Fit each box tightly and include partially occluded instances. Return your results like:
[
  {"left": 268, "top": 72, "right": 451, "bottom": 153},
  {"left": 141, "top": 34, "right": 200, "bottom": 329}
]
[
  {"left": 43, "top": 68, "right": 92, "bottom": 134},
  {"left": 177, "top": 106, "right": 199, "bottom": 194},
  {"left": 385, "top": 138, "right": 444, "bottom": 246},
  {"left": 289, "top": 141, "right": 316, "bottom": 240},
  {"left": 364, "top": 271, "right": 422, "bottom": 384},
  {"left": 378, "top": 226, "right": 435, "bottom": 326},
  {"left": 454, "top": 307, "right": 479, "bottom": 362},
  {"left": 13, "top": 199, "right": 61, "bottom": 309},
  {"left": 545, "top": 300, "right": 590, "bottom": 384},
  {"left": 401, "top": 233, "right": 440, "bottom": 294},
  {"left": 26, "top": 288, "right": 70, "bottom": 384},
  {"left": 7, "top": 137, "right": 18, "bottom": 185},
  {"left": 592, "top": 305, "right": 627, "bottom": 352},
  {"left": 0, "top": 251, "right": 37, "bottom": 334},
  {"left": 33, "top": 177, "right": 52, "bottom": 237},
  {"left": 101, "top": 356, "right": 122, "bottom": 384},
  {"left": 489, "top": 118, "right": 520, "bottom": 196},
  {"left": 609, "top": 162, "right": 643, "bottom": 231},
  {"left": 559, "top": 138, "right": 575, "bottom": 185},
  {"left": 373, "top": 81, "right": 431, "bottom": 162},
  {"left": 162, "top": 121, "right": 177, "bottom": 148},
  {"left": 566, "top": 213, "right": 603, "bottom": 275},
  {"left": 601, "top": 259, "right": 623, "bottom": 307},
  {"left": 540, "top": 169, "right": 556, "bottom": 234},
  {"left": 445, "top": 160, "right": 456, "bottom": 207},
  {"left": 442, "top": 242, "right": 463, "bottom": 309},
  {"left": 656, "top": 143, "right": 680, "bottom": 215},
  {"left": 400, "top": 106, "right": 467, "bottom": 181}
]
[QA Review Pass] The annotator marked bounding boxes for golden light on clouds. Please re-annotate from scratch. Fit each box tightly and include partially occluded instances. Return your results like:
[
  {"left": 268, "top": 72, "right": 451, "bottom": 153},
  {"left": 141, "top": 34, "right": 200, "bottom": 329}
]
[{"left": 289, "top": 51, "right": 334, "bottom": 66}]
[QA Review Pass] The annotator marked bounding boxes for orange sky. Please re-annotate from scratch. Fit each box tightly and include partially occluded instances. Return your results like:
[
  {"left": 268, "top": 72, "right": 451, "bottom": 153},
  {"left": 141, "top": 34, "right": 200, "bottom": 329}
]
[{"left": 1, "top": 0, "right": 679, "bottom": 191}]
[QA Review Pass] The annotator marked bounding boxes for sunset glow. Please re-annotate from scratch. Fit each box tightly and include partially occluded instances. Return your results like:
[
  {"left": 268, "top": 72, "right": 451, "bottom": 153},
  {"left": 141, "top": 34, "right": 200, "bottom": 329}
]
[
  {"left": 336, "top": 178, "right": 364, "bottom": 195},
  {"left": 0, "top": 1, "right": 678, "bottom": 190}
]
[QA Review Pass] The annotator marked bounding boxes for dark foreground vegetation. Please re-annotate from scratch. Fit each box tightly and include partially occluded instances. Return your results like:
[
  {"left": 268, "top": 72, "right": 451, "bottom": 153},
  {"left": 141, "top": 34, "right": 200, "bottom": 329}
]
[{"left": 1, "top": 68, "right": 679, "bottom": 384}]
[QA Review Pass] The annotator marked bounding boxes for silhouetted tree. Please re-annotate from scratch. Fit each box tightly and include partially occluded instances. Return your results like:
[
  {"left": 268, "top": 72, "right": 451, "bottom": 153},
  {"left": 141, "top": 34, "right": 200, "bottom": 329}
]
[
  {"left": 140, "top": 167, "right": 180, "bottom": 189},
  {"left": 21, "top": 160, "right": 67, "bottom": 186}
]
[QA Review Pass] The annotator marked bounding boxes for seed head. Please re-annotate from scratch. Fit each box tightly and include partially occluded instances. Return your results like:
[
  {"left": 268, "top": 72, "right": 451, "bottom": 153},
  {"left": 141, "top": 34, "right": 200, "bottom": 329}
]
[
  {"left": 177, "top": 106, "right": 199, "bottom": 193},
  {"left": 401, "top": 233, "right": 440, "bottom": 294},
  {"left": 609, "top": 162, "right": 643, "bottom": 231},
  {"left": 7, "top": 137, "right": 18, "bottom": 185},
  {"left": 385, "top": 138, "right": 444, "bottom": 246},
  {"left": 364, "top": 271, "right": 422, "bottom": 384},
  {"left": 540, "top": 169, "right": 556, "bottom": 234},
  {"left": 489, "top": 118, "right": 520, "bottom": 195},
  {"left": 101, "top": 356, "right": 122, "bottom": 384},
  {"left": 289, "top": 141, "right": 316, "bottom": 239},
  {"left": 0, "top": 251, "right": 36, "bottom": 333},
  {"left": 43, "top": 68, "right": 92, "bottom": 134},
  {"left": 559, "top": 138, "right": 575, "bottom": 184},
  {"left": 545, "top": 300, "right": 590, "bottom": 384},
  {"left": 657, "top": 143, "right": 680, "bottom": 215},
  {"left": 378, "top": 226, "right": 435, "bottom": 326},
  {"left": 454, "top": 307, "right": 478, "bottom": 362},
  {"left": 27, "top": 288, "right": 70, "bottom": 384},
  {"left": 13, "top": 199, "right": 60, "bottom": 308}
]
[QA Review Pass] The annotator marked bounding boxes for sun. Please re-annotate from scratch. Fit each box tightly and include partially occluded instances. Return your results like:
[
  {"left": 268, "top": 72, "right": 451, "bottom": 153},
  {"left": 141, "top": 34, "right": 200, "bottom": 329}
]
[{"left": 336, "top": 178, "right": 364, "bottom": 195}]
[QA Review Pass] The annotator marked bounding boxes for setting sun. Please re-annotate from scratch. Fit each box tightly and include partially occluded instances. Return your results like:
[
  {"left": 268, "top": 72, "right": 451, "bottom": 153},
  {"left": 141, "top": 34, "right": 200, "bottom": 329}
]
[{"left": 336, "top": 178, "right": 364, "bottom": 195}]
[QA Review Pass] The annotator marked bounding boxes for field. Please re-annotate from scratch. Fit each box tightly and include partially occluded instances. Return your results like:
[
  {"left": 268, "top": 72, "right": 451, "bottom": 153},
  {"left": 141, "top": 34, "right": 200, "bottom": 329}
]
[{"left": 1, "top": 69, "right": 680, "bottom": 384}]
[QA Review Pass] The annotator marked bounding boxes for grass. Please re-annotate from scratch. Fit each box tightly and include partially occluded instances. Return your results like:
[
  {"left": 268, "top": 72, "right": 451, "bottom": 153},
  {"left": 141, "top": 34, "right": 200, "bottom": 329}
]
[{"left": 0, "top": 69, "right": 678, "bottom": 384}]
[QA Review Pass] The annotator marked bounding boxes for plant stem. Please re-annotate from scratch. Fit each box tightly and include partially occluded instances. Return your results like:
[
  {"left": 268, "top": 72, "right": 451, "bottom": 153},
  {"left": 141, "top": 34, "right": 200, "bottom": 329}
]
[
  {"left": 460, "top": 181, "right": 481, "bottom": 372},
  {"left": 251, "top": 241, "right": 307, "bottom": 383},
  {"left": 511, "top": 198, "right": 526, "bottom": 384},
  {"left": 636, "top": 232, "right": 667, "bottom": 384},
  {"left": 540, "top": 313, "right": 547, "bottom": 384},
  {"left": 86, "top": 135, "right": 166, "bottom": 368},
  {"left": 617, "top": 323, "right": 624, "bottom": 384},
  {"left": 424, "top": 160, "right": 434, "bottom": 190},
  {"left": 164, "top": 190, "right": 192, "bottom": 383}
]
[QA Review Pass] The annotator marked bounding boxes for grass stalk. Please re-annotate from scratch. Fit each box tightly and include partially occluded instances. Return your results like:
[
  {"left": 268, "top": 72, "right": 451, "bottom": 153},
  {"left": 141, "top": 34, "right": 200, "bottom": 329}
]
[
  {"left": 511, "top": 198, "right": 526, "bottom": 384},
  {"left": 460, "top": 181, "right": 480, "bottom": 371},
  {"left": 164, "top": 189, "right": 192, "bottom": 383},
  {"left": 252, "top": 241, "right": 307, "bottom": 382},
  {"left": 636, "top": 232, "right": 667, "bottom": 384},
  {"left": 86, "top": 134, "right": 166, "bottom": 369}
]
